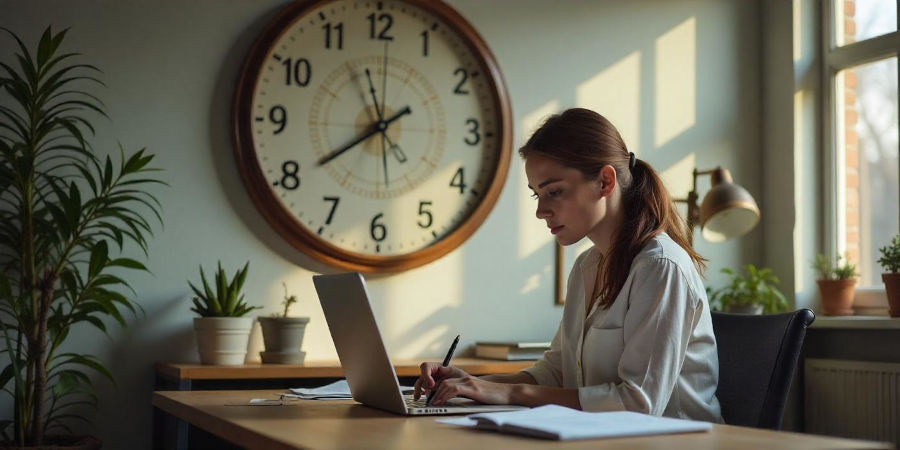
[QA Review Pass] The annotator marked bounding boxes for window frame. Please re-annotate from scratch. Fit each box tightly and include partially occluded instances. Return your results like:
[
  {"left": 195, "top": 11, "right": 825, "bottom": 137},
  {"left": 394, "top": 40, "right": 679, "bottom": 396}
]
[{"left": 821, "top": 0, "right": 900, "bottom": 288}]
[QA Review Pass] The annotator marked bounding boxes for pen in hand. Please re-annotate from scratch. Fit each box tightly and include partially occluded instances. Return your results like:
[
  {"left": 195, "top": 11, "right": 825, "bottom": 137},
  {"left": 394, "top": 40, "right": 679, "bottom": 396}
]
[{"left": 427, "top": 334, "right": 460, "bottom": 405}]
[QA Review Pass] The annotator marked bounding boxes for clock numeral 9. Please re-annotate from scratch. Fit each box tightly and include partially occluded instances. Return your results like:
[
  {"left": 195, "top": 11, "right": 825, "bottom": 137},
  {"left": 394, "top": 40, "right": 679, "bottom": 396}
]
[
  {"left": 464, "top": 118, "right": 480, "bottom": 146},
  {"left": 450, "top": 168, "right": 467, "bottom": 194},
  {"left": 282, "top": 57, "right": 311, "bottom": 86},
  {"left": 370, "top": 213, "right": 387, "bottom": 242},
  {"left": 280, "top": 160, "right": 300, "bottom": 190},
  {"left": 323, "top": 22, "right": 343, "bottom": 50},
  {"left": 418, "top": 201, "right": 433, "bottom": 229},
  {"left": 367, "top": 13, "right": 394, "bottom": 41},
  {"left": 453, "top": 68, "right": 469, "bottom": 95},
  {"left": 269, "top": 105, "right": 287, "bottom": 134}
]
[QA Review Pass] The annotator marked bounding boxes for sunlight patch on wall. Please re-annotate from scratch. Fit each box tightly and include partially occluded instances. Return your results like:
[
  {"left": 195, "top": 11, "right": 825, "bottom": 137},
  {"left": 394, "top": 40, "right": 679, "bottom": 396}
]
[
  {"left": 576, "top": 51, "right": 642, "bottom": 154},
  {"left": 793, "top": 0, "right": 802, "bottom": 63},
  {"left": 520, "top": 273, "right": 541, "bottom": 294},
  {"left": 517, "top": 100, "right": 559, "bottom": 259},
  {"left": 658, "top": 152, "right": 696, "bottom": 200},
  {"left": 654, "top": 17, "right": 696, "bottom": 148},
  {"left": 793, "top": 89, "right": 805, "bottom": 293}
]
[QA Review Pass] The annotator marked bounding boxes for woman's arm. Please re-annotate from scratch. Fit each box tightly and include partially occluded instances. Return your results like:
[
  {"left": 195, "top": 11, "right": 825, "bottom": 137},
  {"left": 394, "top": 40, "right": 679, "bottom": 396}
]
[
  {"left": 479, "top": 371, "right": 538, "bottom": 384},
  {"left": 427, "top": 375, "right": 581, "bottom": 409}
]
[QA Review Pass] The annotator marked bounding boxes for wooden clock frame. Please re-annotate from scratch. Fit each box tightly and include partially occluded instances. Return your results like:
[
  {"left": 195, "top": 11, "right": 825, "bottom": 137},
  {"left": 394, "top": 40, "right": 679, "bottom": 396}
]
[{"left": 232, "top": 0, "right": 513, "bottom": 273}]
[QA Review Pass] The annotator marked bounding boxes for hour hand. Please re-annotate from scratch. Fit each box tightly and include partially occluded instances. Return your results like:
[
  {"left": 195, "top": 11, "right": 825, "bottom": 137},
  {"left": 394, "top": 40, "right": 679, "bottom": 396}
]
[{"left": 317, "top": 124, "right": 379, "bottom": 166}]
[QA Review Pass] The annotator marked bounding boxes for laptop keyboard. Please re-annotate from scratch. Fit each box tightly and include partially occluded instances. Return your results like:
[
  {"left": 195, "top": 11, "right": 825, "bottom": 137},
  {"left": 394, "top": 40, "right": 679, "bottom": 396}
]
[{"left": 405, "top": 397, "right": 429, "bottom": 408}]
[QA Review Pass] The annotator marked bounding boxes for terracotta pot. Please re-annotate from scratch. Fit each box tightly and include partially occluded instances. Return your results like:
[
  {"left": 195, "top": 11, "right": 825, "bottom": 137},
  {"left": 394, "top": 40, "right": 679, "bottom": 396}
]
[
  {"left": 883, "top": 273, "right": 900, "bottom": 317},
  {"left": 0, "top": 435, "right": 101, "bottom": 449},
  {"left": 816, "top": 278, "right": 857, "bottom": 315}
]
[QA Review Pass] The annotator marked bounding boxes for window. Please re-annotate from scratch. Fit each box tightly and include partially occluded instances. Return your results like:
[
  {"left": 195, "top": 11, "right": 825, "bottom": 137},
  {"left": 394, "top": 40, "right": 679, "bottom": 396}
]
[{"left": 825, "top": 0, "right": 899, "bottom": 288}]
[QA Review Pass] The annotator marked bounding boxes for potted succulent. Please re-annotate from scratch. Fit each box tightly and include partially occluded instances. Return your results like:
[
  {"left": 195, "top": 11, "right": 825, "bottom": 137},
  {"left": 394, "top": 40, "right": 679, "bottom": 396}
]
[
  {"left": 258, "top": 283, "right": 310, "bottom": 364},
  {"left": 188, "top": 262, "right": 260, "bottom": 365},
  {"left": 812, "top": 253, "right": 858, "bottom": 315},
  {"left": 0, "top": 28, "right": 164, "bottom": 447},
  {"left": 708, "top": 265, "right": 789, "bottom": 314},
  {"left": 877, "top": 234, "right": 900, "bottom": 317}
]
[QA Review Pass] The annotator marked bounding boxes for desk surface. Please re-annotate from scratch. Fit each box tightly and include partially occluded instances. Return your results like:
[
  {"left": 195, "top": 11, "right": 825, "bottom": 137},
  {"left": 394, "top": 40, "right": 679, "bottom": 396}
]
[
  {"left": 152, "top": 390, "right": 890, "bottom": 450},
  {"left": 156, "top": 358, "right": 532, "bottom": 380}
]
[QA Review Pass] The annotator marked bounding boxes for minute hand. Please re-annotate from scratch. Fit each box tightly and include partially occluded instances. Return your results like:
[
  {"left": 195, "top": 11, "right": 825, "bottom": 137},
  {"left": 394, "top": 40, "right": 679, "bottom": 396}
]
[{"left": 317, "top": 106, "right": 412, "bottom": 166}]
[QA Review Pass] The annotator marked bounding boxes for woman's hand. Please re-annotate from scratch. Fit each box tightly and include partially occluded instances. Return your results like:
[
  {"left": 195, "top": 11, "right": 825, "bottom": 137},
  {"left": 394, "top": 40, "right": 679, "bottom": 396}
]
[
  {"left": 427, "top": 375, "right": 514, "bottom": 406},
  {"left": 413, "top": 362, "right": 468, "bottom": 400}
]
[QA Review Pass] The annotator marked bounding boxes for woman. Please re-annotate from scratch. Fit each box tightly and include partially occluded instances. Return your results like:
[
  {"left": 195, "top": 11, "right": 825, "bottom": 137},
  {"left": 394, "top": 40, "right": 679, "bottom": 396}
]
[{"left": 414, "top": 108, "right": 722, "bottom": 422}]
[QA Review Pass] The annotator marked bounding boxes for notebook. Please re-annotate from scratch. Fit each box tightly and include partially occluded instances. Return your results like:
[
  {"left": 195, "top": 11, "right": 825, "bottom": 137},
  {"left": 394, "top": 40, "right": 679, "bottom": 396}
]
[
  {"left": 437, "top": 404, "right": 713, "bottom": 440},
  {"left": 312, "top": 272, "right": 526, "bottom": 416}
]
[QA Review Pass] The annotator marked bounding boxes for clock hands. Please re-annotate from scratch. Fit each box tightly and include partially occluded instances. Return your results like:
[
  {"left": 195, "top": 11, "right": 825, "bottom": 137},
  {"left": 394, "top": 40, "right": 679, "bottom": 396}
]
[
  {"left": 364, "top": 68, "right": 390, "bottom": 186},
  {"left": 317, "top": 106, "right": 412, "bottom": 166}
]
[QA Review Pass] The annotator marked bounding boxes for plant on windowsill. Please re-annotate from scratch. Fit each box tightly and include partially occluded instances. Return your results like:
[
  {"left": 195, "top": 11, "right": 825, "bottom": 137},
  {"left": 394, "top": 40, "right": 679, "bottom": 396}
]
[
  {"left": 708, "top": 265, "right": 789, "bottom": 315},
  {"left": 257, "top": 282, "right": 309, "bottom": 364},
  {"left": 812, "top": 253, "right": 858, "bottom": 316},
  {"left": 189, "top": 261, "right": 260, "bottom": 365},
  {"left": 0, "top": 27, "right": 164, "bottom": 448},
  {"left": 877, "top": 234, "right": 900, "bottom": 317}
]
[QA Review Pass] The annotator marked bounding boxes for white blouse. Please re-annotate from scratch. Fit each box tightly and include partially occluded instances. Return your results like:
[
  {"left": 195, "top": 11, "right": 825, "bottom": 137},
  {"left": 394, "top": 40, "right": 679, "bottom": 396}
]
[{"left": 523, "top": 233, "right": 723, "bottom": 422}]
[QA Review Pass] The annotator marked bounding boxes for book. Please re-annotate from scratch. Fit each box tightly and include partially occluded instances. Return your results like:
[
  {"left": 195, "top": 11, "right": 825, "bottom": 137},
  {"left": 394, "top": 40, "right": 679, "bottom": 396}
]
[
  {"left": 475, "top": 342, "right": 550, "bottom": 360},
  {"left": 436, "top": 404, "right": 713, "bottom": 440}
]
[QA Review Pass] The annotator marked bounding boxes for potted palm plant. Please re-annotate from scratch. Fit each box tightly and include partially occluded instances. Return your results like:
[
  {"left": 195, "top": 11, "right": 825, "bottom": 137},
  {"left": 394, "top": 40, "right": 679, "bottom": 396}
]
[
  {"left": 0, "top": 27, "right": 164, "bottom": 447},
  {"left": 812, "top": 253, "right": 858, "bottom": 315},
  {"left": 877, "top": 234, "right": 900, "bottom": 317},
  {"left": 708, "top": 265, "right": 789, "bottom": 314},
  {"left": 258, "top": 283, "right": 309, "bottom": 364},
  {"left": 188, "top": 261, "right": 260, "bottom": 365}
]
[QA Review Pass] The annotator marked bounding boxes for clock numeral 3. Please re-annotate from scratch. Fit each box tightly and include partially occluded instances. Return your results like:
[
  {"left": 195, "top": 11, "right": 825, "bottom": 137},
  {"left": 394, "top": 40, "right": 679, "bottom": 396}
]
[
  {"left": 367, "top": 13, "right": 394, "bottom": 41},
  {"left": 323, "top": 196, "right": 340, "bottom": 224},
  {"left": 453, "top": 68, "right": 469, "bottom": 95},
  {"left": 323, "top": 22, "right": 344, "bottom": 50},
  {"left": 370, "top": 213, "right": 387, "bottom": 242},
  {"left": 418, "top": 201, "right": 433, "bottom": 228},
  {"left": 282, "top": 57, "right": 311, "bottom": 86},
  {"left": 450, "top": 167, "right": 467, "bottom": 194},
  {"left": 464, "top": 118, "right": 480, "bottom": 146},
  {"left": 280, "top": 160, "right": 300, "bottom": 190},
  {"left": 269, "top": 105, "right": 287, "bottom": 134}
]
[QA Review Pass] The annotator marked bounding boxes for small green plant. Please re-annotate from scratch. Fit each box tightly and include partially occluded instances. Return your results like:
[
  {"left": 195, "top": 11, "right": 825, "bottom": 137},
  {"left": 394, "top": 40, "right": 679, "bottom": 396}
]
[
  {"left": 812, "top": 253, "right": 858, "bottom": 280},
  {"left": 877, "top": 234, "right": 900, "bottom": 274},
  {"left": 708, "top": 264, "right": 789, "bottom": 314},
  {"left": 275, "top": 282, "right": 298, "bottom": 318},
  {"left": 188, "top": 262, "right": 260, "bottom": 317}
]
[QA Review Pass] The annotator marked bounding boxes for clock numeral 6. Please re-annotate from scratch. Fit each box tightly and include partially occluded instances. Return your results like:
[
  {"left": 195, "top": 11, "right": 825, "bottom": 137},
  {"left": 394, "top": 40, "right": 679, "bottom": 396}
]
[
  {"left": 322, "top": 22, "right": 344, "bottom": 50},
  {"left": 450, "top": 168, "right": 467, "bottom": 194},
  {"left": 453, "top": 68, "right": 469, "bottom": 95},
  {"left": 370, "top": 213, "right": 387, "bottom": 242},
  {"left": 282, "top": 57, "right": 311, "bottom": 87},
  {"left": 418, "top": 201, "right": 433, "bottom": 229},
  {"left": 269, "top": 105, "right": 287, "bottom": 134},
  {"left": 464, "top": 118, "right": 480, "bottom": 146},
  {"left": 367, "top": 13, "right": 394, "bottom": 41},
  {"left": 280, "top": 160, "right": 300, "bottom": 190}
]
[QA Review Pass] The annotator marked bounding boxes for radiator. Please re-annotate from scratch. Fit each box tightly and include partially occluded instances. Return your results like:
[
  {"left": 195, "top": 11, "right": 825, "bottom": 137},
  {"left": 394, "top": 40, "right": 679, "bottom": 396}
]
[{"left": 805, "top": 358, "right": 900, "bottom": 446}]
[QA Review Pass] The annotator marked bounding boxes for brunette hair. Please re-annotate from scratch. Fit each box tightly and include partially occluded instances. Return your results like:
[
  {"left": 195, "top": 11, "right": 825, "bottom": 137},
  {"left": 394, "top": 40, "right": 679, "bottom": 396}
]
[{"left": 519, "top": 108, "right": 706, "bottom": 308}]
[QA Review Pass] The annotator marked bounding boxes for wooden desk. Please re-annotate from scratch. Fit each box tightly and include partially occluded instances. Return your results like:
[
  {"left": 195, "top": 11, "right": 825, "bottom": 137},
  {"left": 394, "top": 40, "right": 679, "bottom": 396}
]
[
  {"left": 152, "top": 390, "right": 891, "bottom": 450},
  {"left": 153, "top": 359, "right": 532, "bottom": 448}
]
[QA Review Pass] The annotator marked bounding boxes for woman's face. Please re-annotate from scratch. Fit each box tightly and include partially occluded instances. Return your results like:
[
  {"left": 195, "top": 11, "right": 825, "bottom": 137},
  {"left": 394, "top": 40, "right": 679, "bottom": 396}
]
[{"left": 525, "top": 153, "right": 609, "bottom": 246}]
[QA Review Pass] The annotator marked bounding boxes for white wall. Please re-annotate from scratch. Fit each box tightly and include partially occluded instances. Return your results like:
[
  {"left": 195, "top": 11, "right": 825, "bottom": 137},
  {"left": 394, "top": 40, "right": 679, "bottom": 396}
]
[{"left": 0, "top": 1, "right": 761, "bottom": 448}]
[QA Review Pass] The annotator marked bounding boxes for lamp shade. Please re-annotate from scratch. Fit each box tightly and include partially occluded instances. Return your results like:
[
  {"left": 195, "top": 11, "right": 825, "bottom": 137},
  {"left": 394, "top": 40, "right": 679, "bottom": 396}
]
[{"left": 699, "top": 168, "right": 760, "bottom": 242}]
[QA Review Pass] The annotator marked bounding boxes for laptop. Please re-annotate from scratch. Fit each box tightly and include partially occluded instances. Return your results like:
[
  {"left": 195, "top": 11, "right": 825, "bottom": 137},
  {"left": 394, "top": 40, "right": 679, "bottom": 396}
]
[{"left": 312, "top": 272, "right": 527, "bottom": 416}]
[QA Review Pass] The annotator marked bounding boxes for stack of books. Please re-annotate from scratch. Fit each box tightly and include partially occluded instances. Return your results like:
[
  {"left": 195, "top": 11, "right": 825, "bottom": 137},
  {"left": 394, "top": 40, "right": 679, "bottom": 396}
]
[{"left": 474, "top": 341, "right": 551, "bottom": 361}]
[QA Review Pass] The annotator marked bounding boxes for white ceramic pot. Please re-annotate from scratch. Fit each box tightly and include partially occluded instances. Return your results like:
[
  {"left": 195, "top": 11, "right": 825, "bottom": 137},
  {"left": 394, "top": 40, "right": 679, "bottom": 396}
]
[
  {"left": 258, "top": 316, "right": 310, "bottom": 364},
  {"left": 193, "top": 317, "right": 254, "bottom": 365}
]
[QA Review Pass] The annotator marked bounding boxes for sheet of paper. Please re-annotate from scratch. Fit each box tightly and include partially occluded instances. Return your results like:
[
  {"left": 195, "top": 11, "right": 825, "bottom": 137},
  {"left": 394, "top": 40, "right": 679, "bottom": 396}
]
[{"left": 287, "top": 379, "right": 415, "bottom": 400}]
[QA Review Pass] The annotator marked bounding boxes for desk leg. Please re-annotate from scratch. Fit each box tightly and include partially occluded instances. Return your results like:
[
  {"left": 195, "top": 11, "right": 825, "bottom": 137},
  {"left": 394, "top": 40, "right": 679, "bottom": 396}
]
[{"left": 153, "top": 377, "right": 191, "bottom": 450}]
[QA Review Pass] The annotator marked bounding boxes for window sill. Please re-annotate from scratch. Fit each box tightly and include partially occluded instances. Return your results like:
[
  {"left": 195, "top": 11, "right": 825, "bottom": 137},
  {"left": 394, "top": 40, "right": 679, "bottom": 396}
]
[{"left": 810, "top": 316, "right": 900, "bottom": 329}]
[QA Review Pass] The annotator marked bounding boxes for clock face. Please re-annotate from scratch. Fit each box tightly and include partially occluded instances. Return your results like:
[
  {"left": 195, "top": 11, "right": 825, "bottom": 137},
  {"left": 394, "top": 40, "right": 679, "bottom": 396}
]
[{"left": 233, "top": 0, "right": 512, "bottom": 272}]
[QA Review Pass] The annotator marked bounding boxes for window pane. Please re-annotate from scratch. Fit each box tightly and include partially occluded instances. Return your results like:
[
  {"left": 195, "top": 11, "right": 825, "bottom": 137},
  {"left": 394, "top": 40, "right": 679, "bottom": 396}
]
[
  {"left": 835, "top": 0, "right": 897, "bottom": 46},
  {"left": 836, "top": 57, "right": 899, "bottom": 287}
]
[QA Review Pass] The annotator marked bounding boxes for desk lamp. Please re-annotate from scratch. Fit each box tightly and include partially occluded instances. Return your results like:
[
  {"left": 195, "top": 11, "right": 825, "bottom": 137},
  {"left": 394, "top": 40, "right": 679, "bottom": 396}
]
[{"left": 676, "top": 167, "right": 760, "bottom": 243}]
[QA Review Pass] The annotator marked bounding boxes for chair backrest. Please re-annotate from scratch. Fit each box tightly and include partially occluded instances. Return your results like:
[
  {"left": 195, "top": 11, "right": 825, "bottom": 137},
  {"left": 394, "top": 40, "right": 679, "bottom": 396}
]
[{"left": 711, "top": 308, "right": 815, "bottom": 430}]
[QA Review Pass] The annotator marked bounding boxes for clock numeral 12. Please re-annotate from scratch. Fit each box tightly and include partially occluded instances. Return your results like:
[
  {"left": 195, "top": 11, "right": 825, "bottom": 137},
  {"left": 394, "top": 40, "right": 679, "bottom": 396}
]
[
  {"left": 282, "top": 57, "right": 311, "bottom": 86},
  {"left": 370, "top": 213, "right": 387, "bottom": 242},
  {"left": 450, "top": 167, "right": 467, "bottom": 194},
  {"left": 367, "top": 13, "right": 394, "bottom": 41},
  {"left": 323, "top": 22, "right": 343, "bottom": 50}
]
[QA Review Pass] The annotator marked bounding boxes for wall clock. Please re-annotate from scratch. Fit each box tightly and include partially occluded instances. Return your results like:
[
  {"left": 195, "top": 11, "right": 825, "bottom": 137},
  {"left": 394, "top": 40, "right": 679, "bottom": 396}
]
[{"left": 233, "top": 0, "right": 512, "bottom": 273}]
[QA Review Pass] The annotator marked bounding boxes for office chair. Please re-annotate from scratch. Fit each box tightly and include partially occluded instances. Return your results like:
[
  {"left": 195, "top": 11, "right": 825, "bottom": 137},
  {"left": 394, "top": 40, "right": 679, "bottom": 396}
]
[{"left": 711, "top": 308, "right": 815, "bottom": 430}]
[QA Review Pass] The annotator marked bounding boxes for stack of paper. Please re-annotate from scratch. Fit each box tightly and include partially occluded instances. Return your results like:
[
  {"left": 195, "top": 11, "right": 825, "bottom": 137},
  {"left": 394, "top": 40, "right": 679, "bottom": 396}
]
[
  {"left": 437, "top": 404, "right": 712, "bottom": 440},
  {"left": 285, "top": 379, "right": 416, "bottom": 400}
]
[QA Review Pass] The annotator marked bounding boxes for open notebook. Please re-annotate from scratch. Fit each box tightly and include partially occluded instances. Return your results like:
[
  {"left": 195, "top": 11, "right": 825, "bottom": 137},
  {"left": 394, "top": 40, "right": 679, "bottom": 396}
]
[{"left": 437, "top": 404, "right": 713, "bottom": 440}]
